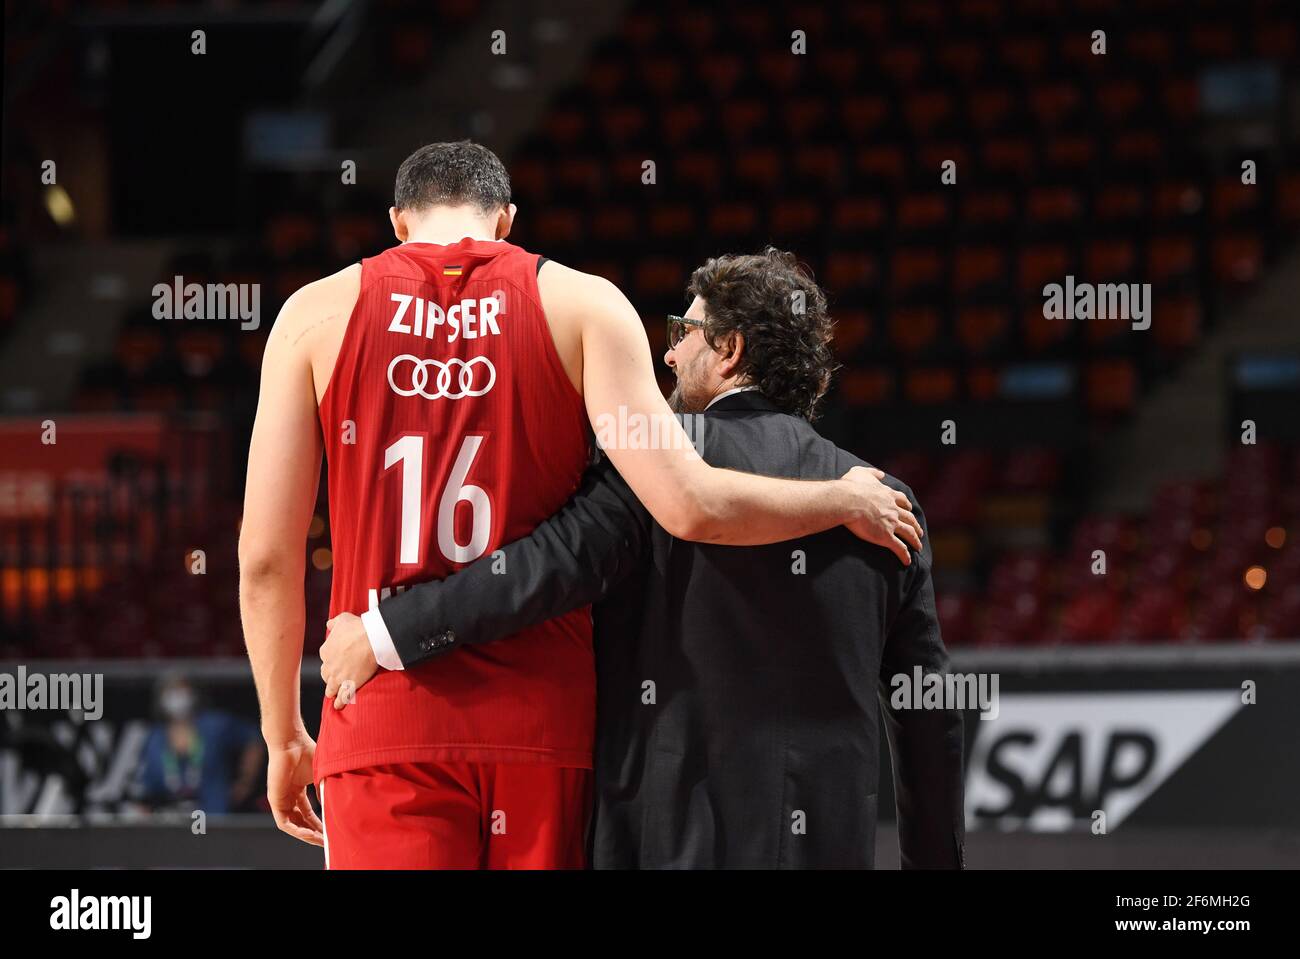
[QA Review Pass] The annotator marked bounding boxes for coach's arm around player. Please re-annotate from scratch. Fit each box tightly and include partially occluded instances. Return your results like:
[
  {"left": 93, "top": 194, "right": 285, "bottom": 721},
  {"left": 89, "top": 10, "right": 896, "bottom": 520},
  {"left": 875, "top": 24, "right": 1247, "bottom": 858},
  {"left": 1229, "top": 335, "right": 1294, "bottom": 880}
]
[{"left": 318, "top": 447, "right": 917, "bottom": 702}]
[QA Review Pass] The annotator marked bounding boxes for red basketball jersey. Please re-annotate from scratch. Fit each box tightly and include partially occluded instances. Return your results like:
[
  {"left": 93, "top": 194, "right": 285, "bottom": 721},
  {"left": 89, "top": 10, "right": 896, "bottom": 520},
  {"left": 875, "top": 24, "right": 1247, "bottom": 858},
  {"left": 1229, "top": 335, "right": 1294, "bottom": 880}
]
[{"left": 313, "top": 238, "right": 592, "bottom": 779}]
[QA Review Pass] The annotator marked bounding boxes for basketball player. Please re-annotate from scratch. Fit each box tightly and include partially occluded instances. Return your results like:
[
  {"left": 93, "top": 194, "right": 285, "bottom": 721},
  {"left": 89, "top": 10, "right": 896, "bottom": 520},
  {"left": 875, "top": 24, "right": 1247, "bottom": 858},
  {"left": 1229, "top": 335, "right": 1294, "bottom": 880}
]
[{"left": 238, "top": 141, "right": 922, "bottom": 869}]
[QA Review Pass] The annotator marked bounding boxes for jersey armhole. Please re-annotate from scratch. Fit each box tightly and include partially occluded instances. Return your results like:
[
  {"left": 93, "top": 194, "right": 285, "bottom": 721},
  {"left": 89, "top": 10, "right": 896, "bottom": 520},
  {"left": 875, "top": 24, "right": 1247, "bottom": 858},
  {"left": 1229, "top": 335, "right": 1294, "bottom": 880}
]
[
  {"left": 527, "top": 256, "right": 584, "bottom": 407},
  {"left": 315, "top": 262, "right": 366, "bottom": 412}
]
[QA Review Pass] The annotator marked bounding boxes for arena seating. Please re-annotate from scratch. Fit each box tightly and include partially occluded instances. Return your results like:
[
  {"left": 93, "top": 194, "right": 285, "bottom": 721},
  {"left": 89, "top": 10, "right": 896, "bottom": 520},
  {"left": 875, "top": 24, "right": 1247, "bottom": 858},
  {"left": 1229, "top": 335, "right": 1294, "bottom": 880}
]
[{"left": 4, "top": 0, "right": 1299, "bottom": 655}]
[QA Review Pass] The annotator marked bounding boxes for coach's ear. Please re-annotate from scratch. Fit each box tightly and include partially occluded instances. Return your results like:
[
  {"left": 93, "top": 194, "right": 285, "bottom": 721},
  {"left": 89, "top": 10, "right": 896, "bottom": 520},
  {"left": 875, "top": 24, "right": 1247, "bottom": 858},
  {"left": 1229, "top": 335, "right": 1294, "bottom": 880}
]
[
  {"left": 717, "top": 331, "right": 746, "bottom": 378},
  {"left": 389, "top": 207, "right": 409, "bottom": 242},
  {"left": 495, "top": 203, "right": 517, "bottom": 241}
]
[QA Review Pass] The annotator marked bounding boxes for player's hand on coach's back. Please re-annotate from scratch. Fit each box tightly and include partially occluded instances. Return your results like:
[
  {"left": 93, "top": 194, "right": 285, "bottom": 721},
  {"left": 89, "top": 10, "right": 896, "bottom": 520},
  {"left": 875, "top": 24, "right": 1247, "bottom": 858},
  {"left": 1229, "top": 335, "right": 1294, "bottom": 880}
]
[
  {"left": 841, "top": 466, "right": 923, "bottom": 566},
  {"left": 266, "top": 732, "right": 325, "bottom": 846}
]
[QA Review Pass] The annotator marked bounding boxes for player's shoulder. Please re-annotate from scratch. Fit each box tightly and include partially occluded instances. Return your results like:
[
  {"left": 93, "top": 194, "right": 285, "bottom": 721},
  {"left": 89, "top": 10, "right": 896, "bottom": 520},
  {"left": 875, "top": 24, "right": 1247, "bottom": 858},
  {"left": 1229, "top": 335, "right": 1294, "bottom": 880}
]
[
  {"left": 271, "top": 263, "right": 362, "bottom": 344},
  {"left": 536, "top": 258, "right": 626, "bottom": 308},
  {"left": 285, "top": 262, "right": 362, "bottom": 311}
]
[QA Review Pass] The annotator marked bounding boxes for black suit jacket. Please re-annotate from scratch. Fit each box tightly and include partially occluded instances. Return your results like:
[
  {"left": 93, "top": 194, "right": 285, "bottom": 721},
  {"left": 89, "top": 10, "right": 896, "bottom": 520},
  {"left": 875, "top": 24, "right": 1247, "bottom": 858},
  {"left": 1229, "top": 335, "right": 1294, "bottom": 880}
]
[{"left": 378, "top": 391, "right": 965, "bottom": 868}]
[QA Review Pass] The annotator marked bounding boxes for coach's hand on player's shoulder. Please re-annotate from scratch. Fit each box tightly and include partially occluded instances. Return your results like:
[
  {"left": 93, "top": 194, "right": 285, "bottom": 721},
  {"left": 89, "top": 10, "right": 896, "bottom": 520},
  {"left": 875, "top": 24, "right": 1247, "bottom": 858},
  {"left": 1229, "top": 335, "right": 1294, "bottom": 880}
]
[
  {"left": 266, "top": 732, "right": 325, "bottom": 846},
  {"left": 841, "top": 466, "right": 924, "bottom": 566},
  {"left": 321, "top": 612, "right": 380, "bottom": 709}
]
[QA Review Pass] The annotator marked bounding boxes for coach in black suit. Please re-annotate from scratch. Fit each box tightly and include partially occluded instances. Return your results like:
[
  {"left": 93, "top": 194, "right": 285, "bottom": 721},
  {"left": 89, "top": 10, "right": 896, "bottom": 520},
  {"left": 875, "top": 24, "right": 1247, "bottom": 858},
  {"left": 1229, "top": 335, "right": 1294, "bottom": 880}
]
[{"left": 343, "top": 249, "right": 965, "bottom": 868}]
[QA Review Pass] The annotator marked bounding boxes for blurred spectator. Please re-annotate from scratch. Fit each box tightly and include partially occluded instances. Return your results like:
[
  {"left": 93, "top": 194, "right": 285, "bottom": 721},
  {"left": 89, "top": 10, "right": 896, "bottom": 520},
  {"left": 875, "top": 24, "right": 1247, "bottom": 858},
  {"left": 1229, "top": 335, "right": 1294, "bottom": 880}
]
[{"left": 133, "top": 675, "right": 263, "bottom": 814}]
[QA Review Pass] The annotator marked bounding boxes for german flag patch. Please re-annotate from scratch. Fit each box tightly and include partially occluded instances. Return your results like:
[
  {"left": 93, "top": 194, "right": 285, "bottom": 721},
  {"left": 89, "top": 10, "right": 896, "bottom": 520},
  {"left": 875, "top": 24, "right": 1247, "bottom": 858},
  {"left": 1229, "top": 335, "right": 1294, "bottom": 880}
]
[{"left": 443, "top": 265, "right": 463, "bottom": 277}]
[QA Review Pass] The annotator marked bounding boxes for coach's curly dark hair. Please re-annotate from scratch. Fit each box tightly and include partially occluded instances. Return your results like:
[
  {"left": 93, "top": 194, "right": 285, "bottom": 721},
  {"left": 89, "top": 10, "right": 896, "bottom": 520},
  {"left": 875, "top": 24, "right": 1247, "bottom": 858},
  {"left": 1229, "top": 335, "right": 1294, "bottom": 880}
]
[{"left": 687, "top": 247, "right": 838, "bottom": 421}]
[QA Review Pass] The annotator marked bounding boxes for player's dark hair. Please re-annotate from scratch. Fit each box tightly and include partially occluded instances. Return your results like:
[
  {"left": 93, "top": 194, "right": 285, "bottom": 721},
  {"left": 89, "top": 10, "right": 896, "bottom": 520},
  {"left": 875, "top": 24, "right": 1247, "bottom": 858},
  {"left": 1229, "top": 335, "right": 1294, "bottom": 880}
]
[
  {"left": 687, "top": 247, "right": 838, "bottom": 421},
  {"left": 393, "top": 141, "right": 511, "bottom": 215}
]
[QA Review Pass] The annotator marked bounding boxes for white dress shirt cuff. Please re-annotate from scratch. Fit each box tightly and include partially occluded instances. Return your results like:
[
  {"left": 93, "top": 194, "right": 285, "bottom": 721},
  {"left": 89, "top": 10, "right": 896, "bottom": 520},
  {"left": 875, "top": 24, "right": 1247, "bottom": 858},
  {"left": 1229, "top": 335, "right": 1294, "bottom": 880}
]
[{"left": 361, "top": 608, "right": 404, "bottom": 671}]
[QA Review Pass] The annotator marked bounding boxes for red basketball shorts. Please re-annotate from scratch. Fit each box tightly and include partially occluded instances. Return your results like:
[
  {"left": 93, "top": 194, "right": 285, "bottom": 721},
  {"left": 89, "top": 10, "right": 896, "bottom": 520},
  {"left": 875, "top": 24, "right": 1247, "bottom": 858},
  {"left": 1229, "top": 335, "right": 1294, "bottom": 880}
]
[{"left": 318, "top": 761, "right": 592, "bottom": 870}]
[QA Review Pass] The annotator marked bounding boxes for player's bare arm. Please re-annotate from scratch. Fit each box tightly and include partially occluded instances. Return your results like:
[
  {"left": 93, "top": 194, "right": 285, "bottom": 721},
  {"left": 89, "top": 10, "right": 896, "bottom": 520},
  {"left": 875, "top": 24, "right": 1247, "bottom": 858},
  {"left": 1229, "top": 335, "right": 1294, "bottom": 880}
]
[
  {"left": 239, "top": 265, "right": 358, "bottom": 846},
  {"left": 540, "top": 260, "right": 923, "bottom": 552}
]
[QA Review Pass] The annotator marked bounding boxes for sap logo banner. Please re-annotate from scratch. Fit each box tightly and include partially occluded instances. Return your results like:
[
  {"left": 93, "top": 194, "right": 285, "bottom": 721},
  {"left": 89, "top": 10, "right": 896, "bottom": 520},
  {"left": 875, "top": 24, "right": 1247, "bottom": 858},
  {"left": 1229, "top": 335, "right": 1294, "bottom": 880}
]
[
  {"left": 1, "top": 718, "right": 149, "bottom": 814},
  {"left": 965, "top": 691, "right": 1243, "bottom": 832}
]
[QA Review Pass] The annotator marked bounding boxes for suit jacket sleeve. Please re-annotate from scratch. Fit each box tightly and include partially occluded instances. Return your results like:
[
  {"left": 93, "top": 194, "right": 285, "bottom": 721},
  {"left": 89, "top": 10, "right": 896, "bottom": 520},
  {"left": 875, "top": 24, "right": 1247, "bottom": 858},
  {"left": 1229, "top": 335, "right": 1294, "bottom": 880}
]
[
  {"left": 877, "top": 491, "right": 967, "bottom": 869},
  {"left": 376, "top": 452, "right": 652, "bottom": 668}
]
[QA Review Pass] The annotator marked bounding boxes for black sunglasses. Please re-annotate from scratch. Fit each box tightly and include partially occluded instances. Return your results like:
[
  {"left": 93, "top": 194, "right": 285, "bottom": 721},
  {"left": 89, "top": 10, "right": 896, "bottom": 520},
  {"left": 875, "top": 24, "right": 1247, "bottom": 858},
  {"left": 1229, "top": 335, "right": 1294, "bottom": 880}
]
[{"left": 666, "top": 314, "right": 705, "bottom": 350}]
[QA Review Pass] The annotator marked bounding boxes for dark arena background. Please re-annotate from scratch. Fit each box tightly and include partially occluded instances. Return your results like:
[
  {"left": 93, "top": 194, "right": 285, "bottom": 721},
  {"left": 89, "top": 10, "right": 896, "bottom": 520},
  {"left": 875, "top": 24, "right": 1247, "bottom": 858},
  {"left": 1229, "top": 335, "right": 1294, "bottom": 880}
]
[{"left": 2, "top": 0, "right": 1299, "bottom": 895}]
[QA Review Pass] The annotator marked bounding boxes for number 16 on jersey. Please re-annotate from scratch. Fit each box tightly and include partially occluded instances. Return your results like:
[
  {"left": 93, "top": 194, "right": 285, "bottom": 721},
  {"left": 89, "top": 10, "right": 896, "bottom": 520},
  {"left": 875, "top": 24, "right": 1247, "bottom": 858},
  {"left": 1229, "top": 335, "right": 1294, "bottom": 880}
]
[{"left": 383, "top": 434, "right": 492, "bottom": 566}]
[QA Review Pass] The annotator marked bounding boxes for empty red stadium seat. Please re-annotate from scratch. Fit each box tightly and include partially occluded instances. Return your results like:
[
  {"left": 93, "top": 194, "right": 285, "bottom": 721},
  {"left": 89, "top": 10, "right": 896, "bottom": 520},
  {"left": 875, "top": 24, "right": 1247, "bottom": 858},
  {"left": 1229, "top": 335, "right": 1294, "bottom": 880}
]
[
  {"left": 1017, "top": 243, "right": 1070, "bottom": 294},
  {"left": 661, "top": 104, "right": 706, "bottom": 145},
  {"left": 1153, "top": 296, "right": 1202, "bottom": 352},
  {"left": 1084, "top": 238, "right": 1137, "bottom": 279},
  {"left": 962, "top": 190, "right": 1017, "bottom": 227},
  {"left": 838, "top": 368, "right": 894, "bottom": 406},
  {"left": 840, "top": 95, "right": 890, "bottom": 139},
  {"left": 1212, "top": 233, "right": 1264, "bottom": 285},
  {"left": 707, "top": 202, "right": 759, "bottom": 237},
  {"left": 736, "top": 147, "right": 783, "bottom": 189},
  {"left": 825, "top": 251, "right": 879, "bottom": 292},
  {"left": 888, "top": 305, "right": 941, "bottom": 355},
  {"left": 1085, "top": 359, "right": 1138, "bottom": 414},
  {"left": 903, "top": 90, "right": 954, "bottom": 134},
  {"left": 998, "top": 35, "right": 1048, "bottom": 76},
  {"left": 1029, "top": 81, "right": 1083, "bottom": 127},
  {"left": 832, "top": 309, "right": 872, "bottom": 357},
  {"left": 967, "top": 87, "right": 1013, "bottom": 131},
  {"left": 1148, "top": 234, "right": 1198, "bottom": 283},
  {"left": 904, "top": 368, "right": 958, "bottom": 404},
  {"left": 983, "top": 137, "right": 1036, "bottom": 177},
  {"left": 937, "top": 40, "right": 985, "bottom": 79},
  {"left": 855, "top": 145, "right": 907, "bottom": 181},
  {"left": 1052, "top": 590, "right": 1123, "bottom": 645},
  {"left": 954, "top": 247, "right": 1007, "bottom": 295},
  {"left": 674, "top": 150, "right": 721, "bottom": 186},
  {"left": 591, "top": 207, "right": 639, "bottom": 243},
  {"left": 770, "top": 199, "right": 820, "bottom": 236},
  {"left": 633, "top": 257, "right": 685, "bottom": 297},
  {"left": 1044, "top": 134, "right": 1097, "bottom": 171},
  {"left": 647, "top": 204, "right": 695, "bottom": 239},
  {"left": 879, "top": 44, "right": 926, "bottom": 85},
  {"left": 832, "top": 197, "right": 887, "bottom": 233},
  {"left": 1212, "top": 178, "right": 1261, "bottom": 222},
  {"left": 1095, "top": 78, "right": 1146, "bottom": 121},
  {"left": 1111, "top": 129, "right": 1165, "bottom": 166},
  {"left": 1028, "top": 186, "right": 1084, "bottom": 224}
]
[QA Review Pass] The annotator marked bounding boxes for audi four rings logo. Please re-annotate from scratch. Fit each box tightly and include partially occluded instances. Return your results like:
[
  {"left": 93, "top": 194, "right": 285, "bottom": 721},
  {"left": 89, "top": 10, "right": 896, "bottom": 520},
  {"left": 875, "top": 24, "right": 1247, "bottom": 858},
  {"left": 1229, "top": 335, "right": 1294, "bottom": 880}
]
[{"left": 387, "top": 354, "right": 497, "bottom": 400}]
